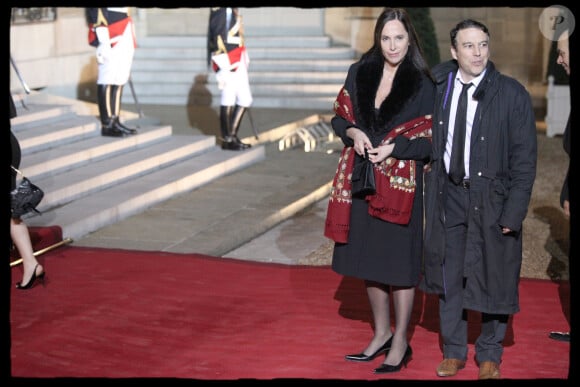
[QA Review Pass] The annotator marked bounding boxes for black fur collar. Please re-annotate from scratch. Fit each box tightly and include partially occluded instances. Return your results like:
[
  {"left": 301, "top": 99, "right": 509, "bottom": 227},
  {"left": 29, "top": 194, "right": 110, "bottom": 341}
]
[{"left": 354, "top": 55, "right": 421, "bottom": 132}]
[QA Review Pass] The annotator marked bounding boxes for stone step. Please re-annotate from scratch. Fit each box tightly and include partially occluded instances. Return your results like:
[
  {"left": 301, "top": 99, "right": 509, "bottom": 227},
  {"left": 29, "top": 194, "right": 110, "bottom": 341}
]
[
  {"left": 123, "top": 94, "right": 336, "bottom": 110},
  {"left": 11, "top": 92, "right": 267, "bottom": 243},
  {"left": 130, "top": 71, "right": 347, "bottom": 84},
  {"left": 13, "top": 114, "right": 99, "bottom": 155},
  {"left": 138, "top": 35, "right": 333, "bottom": 48},
  {"left": 125, "top": 78, "right": 341, "bottom": 109},
  {"left": 130, "top": 58, "right": 353, "bottom": 72},
  {"left": 11, "top": 102, "right": 74, "bottom": 127},
  {"left": 26, "top": 144, "right": 266, "bottom": 241},
  {"left": 129, "top": 81, "right": 341, "bottom": 97},
  {"left": 125, "top": 35, "right": 354, "bottom": 108},
  {"left": 19, "top": 124, "right": 174, "bottom": 180},
  {"left": 31, "top": 135, "right": 217, "bottom": 211},
  {"left": 134, "top": 46, "right": 354, "bottom": 60}
]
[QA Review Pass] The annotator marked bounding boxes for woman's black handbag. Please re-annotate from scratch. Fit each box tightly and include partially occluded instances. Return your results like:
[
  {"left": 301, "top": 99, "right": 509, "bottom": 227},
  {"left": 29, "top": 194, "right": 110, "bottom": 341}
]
[
  {"left": 351, "top": 149, "right": 376, "bottom": 198},
  {"left": 11, "top": 166, "right": 44, "bottom": 218}
]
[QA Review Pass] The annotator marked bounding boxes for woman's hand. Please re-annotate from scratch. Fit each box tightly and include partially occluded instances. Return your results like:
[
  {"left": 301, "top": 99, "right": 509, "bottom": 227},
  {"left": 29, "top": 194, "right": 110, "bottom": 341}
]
[
  {"left": 563, "top": 199, "right": 570, "bottom": 218},
  {"left": 367, "top": 142, "right": 395, "bottom": 164},
  {"left": 346, "top": 127, "right": 372, "bottom": 156}
]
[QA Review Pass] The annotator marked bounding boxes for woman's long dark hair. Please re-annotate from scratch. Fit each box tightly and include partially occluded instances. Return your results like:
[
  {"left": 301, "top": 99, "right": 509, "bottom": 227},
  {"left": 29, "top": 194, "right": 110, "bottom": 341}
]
[{"left": 361, "top": 8, "right": 433, "bottom": 81}]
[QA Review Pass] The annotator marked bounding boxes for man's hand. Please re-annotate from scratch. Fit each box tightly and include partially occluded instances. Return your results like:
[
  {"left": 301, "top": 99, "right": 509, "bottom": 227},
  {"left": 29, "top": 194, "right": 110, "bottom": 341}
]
[{"left": 367, "top": 142, "right": 394, "bottom": 164}]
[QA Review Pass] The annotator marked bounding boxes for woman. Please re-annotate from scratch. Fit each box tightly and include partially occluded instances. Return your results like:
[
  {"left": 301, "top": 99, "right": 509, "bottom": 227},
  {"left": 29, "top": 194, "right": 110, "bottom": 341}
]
[
  {"left": 10, "top": 93, "right": 46, "bottom": 289},
  {"left": 325, "top": 8, "right": 434, "bottom": 373}
]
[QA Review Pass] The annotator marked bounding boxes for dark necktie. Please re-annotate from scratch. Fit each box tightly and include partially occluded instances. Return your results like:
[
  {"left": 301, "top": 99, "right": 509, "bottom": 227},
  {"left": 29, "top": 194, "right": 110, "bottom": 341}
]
[{"left": 449, "top": 82, "right": 473, "bottom": 185}]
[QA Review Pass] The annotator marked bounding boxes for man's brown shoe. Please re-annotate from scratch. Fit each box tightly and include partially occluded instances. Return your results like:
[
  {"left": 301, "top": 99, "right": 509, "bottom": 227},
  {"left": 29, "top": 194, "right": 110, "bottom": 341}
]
[
  {"left": 436, "top": 358, "right": 466, "bottom": 377},
  {"left": 478, "top": 361, "right": 500, "bottom": 379}
]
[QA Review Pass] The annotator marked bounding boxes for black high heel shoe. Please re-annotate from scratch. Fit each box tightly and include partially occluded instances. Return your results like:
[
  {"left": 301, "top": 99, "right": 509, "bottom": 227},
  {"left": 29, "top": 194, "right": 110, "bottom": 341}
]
[
  {"left": 373, "top": 344, "right": 412, "bottom": 373},
  {"left": 345, "top": 336, "right": 393, "bottom": 362},
  {"left": 16, "top": 264, "right": 46, "bottom": 290}
]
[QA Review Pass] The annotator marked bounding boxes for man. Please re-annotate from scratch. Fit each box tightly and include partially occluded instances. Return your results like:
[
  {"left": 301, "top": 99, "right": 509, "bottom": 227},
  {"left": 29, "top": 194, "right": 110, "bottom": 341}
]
[
  {"left": 208, "top": 7, "right": 253, "bottom": 150},
  {"left": 87, "top": 7, "right": 138, "bottom": 137},
  {"left": 421, "top": 19, "right": 537, "bottom": 380},
  {"left": 549, "top": 27, "right": 571, "bottom": 343}
]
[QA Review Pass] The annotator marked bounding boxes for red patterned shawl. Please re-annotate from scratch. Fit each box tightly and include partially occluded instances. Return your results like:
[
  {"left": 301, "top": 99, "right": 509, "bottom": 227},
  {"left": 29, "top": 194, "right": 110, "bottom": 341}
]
[{"left": 324, "top": 86, "right": 432, "bottom": 243}]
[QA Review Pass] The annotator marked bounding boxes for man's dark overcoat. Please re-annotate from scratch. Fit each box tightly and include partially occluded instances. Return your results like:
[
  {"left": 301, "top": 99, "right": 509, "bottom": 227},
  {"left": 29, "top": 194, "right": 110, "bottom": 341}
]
[{"left": 420, "top": 60, "right": 537, "bottom": 315}]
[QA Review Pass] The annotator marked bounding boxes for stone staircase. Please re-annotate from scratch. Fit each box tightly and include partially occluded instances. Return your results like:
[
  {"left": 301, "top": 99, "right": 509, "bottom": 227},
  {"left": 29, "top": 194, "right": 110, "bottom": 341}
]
[
  {"left": 12, "top": 92, "right": 266, "bottom": 242},
  {"left": 125, "top": 35, "right": 355, "bottom": 109}
]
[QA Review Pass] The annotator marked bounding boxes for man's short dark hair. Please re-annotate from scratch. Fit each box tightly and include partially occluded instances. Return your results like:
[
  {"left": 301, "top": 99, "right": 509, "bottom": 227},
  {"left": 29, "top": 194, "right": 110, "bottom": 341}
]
[{"left": 450, "top": 19, "right": 490, "bottom": 49}]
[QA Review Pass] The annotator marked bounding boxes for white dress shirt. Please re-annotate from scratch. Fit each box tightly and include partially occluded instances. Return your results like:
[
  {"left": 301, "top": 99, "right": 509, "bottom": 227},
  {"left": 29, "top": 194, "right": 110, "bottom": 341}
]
[{"left": 444, "top": 69, "right": 486, "bottom": 179}]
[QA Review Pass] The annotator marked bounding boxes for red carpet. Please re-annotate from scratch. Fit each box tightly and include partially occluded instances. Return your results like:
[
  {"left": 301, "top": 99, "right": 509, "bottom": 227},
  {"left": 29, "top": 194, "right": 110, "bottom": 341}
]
[{"left": 10, "top": 246, "right": 570, "bottom": 381}]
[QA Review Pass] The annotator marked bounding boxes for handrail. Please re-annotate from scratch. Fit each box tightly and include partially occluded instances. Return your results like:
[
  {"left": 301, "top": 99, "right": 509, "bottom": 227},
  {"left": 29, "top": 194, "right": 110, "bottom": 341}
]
[
  {"left": 10, "top": 238, "right": 74, "bottom": 267},
  {"left": 10, "top": 55, "right": 31, "bottom": 94},
  {"left": 127, "top": 75, "right": 144, "bottom": 118}
]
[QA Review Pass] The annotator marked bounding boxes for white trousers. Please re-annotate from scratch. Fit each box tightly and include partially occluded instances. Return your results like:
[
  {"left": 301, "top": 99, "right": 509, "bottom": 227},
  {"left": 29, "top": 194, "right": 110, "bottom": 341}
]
[
  {"left": 97, "top": 21, "right": 135, "bottom": 86},
  {"left": 218, "top": 55, "right": 253, "bottom": 107}
]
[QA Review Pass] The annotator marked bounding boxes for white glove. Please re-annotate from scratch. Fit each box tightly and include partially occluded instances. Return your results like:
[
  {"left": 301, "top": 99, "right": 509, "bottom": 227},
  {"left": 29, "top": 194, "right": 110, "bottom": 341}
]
[
  {"left": 95, "top": 26, "right": 111, "bottom": 64},
  {"left": 96, "top": 44, "right": 112, "bottom": 64},
  {"left": 216, "top": 69, "right": 231, "bottom": 90}
]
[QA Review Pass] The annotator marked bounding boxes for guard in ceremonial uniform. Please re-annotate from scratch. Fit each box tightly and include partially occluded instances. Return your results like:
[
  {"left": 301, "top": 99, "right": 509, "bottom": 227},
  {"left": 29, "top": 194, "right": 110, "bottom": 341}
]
[
  {"left": 208, "top": 7, "right": 253, "bottom": 150},
  {"left": 87, "top": 7, "right": 138, "bottom": 137}
]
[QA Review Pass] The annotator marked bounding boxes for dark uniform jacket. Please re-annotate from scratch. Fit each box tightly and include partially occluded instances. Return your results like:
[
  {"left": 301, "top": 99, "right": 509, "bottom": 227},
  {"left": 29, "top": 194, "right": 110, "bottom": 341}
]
[
  {"left": 421, "top": 60, "right": 537, "bottom": 315},
  {"left": 207, "top": 7, "right": 244, "bottom": 71},
  {"left": 87, "top": 8, "right": 132, "bottom": 47}
]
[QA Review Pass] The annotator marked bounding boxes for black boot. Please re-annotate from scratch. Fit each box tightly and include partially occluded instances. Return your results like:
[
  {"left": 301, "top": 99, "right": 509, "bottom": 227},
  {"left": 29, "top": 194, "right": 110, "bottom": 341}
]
[
  {"left": 101, "top": 117, "right": 125, "bottom": 137},
  {"left": 97, "top": 84, "right": 111, "bottom": 125},
  {"left": 219, "top": 105, "right": 233, "bottom": 140},
  {"left": 220, "top": 105, "right": 242, "bottom": 150},
  {"left": 230, "top": 105, "right": 251, "bottom": 149},
  {"left": 98, "top": 84, "right": 125, "bottom": 137},
  {"left": 114, "top": 116, "right": 138, "bottom": 135},
  {"left": 111, "top": 85, "right": 138, "bottom": 135}
]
